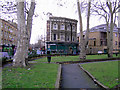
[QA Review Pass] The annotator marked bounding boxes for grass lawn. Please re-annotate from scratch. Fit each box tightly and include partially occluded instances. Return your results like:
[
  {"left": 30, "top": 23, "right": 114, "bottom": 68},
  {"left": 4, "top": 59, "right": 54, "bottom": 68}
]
[
  {"left": 35, "top": 56, "right": 80, "bottom": 62},
  {"left": 35, "top": 54, "right": 120, "bottom": 63},
  {"left": 2, "top": 54, "right": 119, "bottom": 88},
  {"left": 2, "top": 63, "right": 59, "bottom": 88},
  {"left": 81, "top": 61, "right": 119, "bottom": 88},
  {"left": 86, "top": 54, "right": 108, "bottom": 59},
  {"left": 86, "top": 54, "right": 120, "bottom": 59}
]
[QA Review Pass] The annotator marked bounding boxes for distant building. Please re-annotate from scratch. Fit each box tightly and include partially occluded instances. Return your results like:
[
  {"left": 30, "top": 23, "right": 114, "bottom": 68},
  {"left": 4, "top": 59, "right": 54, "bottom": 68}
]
[
  {"left": 0, "top": 19, "right": 18, "bottom": 46},
  {"left": 78, "top": 24, "right": 120, "bottom": 54},
  {"left": 0, "top": 19, "right": 18, "bottom": 53},
  {"left": 118, "top": 2, "right": 120, "bottom": 50},
  {"left": 46, "top": 16, "right": 78, "bottom": 54},
  {"left": 118, "top": 1, "right": 120, "bottom": 28}
]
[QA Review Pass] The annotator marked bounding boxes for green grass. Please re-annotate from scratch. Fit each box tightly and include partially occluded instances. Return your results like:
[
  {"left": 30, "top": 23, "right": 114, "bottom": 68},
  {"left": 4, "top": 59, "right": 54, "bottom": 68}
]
[
  {"left": 81, "top": 61, "right": 119, "bottom": 88},
  {"left": 35, "top": 56, "right": 80, "bottom": 62},
  {"left": 2, "top": 54, "right": 119, "bottom": 88},
  {"left": 2, "top": 63, "right": 59, "bottom": 88},
  {"left": 86, "top": 54, "right": 108, "bottom": 59},
  {"left": 35, "top": 54, "right": 120, "bottom": 63},
  {"left": 86, "top": 54, "right": 120, "bottom": 60}
]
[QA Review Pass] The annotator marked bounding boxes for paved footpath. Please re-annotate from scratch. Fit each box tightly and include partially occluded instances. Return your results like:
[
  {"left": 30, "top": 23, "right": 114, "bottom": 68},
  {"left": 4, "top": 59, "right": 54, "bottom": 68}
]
[{"left": 61, "top": 64, "right": 100, "bottom": 89}]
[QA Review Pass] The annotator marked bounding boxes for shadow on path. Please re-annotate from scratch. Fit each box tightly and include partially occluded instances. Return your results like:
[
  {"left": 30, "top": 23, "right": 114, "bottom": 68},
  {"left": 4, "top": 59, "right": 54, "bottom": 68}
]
[{"left": 61, "top": 64, "right": 100, "bottom": 89}]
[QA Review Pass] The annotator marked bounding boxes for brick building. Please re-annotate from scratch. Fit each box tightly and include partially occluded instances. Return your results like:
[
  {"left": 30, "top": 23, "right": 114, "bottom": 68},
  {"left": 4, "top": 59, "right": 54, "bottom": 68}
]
[
  {"left": 78, "top": 24, "right": 120, "bottom": 54},
  {"left": 46, "top": 16, "right": 78, "bottom": 54},
  {"left": 0, "top": 19, "right": 18, "bottom": 53}
]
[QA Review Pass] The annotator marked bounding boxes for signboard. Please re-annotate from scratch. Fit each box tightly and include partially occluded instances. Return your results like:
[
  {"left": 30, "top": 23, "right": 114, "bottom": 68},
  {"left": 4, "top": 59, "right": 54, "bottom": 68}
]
[{"left": 49, "top": 44, "right": 56, "bottom": 45}]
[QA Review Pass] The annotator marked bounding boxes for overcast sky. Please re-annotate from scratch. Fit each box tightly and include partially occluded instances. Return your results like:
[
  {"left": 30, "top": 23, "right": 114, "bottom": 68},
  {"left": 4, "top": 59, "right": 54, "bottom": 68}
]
[
  {"left": 1, "top": 0, "right": 118, "bottom": 44},
  {"left": 30, "top": 0, "right": 107, "bottom": 44}
]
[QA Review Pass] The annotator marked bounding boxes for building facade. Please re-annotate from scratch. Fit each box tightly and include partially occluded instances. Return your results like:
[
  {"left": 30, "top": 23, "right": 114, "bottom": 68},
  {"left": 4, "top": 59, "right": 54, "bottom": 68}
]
[
  {"left": 78, "top": 24, "right": 120, "bottom": 54},
  {"left": 118, "top": 2, "right": 120, "bottom": 51},
  {"left": 0, "top": 19, "right": 18, "bottom": 53},
  {"left": 46, "top": 17, "right": 78, "bottom": 54}
]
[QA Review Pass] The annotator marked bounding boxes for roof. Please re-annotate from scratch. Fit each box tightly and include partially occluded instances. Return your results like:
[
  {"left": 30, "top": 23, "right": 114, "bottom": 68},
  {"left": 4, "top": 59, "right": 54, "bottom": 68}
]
[
  {"left": 48, "top": 16, "right": 78, "bottom": 23},
  {"left": 77, "top": 24, "right": 119, "bottom": 36},
  {"left": 0, "top": 18, "right": 17, "bottom": 29},
  {"left": 90, "top": 24, "right": 118, "bottom": 33}
]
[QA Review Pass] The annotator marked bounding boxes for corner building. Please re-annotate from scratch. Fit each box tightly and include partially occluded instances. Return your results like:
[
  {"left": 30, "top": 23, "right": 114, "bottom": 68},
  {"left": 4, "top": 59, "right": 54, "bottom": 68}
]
[{"left": 46, "top": 17, "right": 78, "bottom": 54}]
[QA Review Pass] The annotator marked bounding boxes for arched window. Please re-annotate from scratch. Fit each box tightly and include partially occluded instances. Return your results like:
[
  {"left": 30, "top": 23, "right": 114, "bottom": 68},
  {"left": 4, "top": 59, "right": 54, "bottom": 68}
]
[
  {"left": 60, "top": 34, "right": 65, "bottom": 41},
  {"left": 72, "top": 25, "right": 75, "bottom": 31},
  {"left": 60, "top": 23, "right": 65, "bottom": 30},
  {"left": 53, "top": 23, "right": 58, "bottom": 30},
  {"left": 67, "top": 24, "right": 71, "bottom": 30}
]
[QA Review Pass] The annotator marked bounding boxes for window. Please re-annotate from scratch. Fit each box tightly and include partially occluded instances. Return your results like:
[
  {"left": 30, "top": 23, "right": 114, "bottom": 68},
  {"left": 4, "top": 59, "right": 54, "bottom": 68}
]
[
  {"left": 67, "top": 36, "right": 69, "bottom": 41},
  {"left": 54, "top": 34, "right": 56, "bottom": 40},
  {"left": 67, "top": 24, "right": 71, "bottom": 30},
  {"left": 99, "top": 27, "right": 104, "bottom": 29},
  {"left": 94, "top": 41, "right": 96, "bottom": 46},
  {"left": 60, "top": 23, "right": 65, "bottom": 30},
  {"left": 53, "top": 23, "right": 58, "bottom": 30},
  {"left": 115, "top": 33, "right": 117, "bottom": 37},
  {"left": 72, "top": 37, "right": 74, "bottom": 41},
  {"left": 115, "top": 41, "right": 117, "bottom": 45},
  {"left": 60, "top": 34, "right": 65, "bottom": 41},
  {"left": 4, "top": 24, "right": 6, "bottom": 29},
  {"left": 1, "top": 30, "right": 3, "bottom": 35},
  {"left": 77, "top": 37, "right": 79, "bottom": 42},
  {"left": 72, "top": 25, "right": 75, "bottom": 31},
  {"left": 100, "top": 41, "right": 103, "bottom": 46}
]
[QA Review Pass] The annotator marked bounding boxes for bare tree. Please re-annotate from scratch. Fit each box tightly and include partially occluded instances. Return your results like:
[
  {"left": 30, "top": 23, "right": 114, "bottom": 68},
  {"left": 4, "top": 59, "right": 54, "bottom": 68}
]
[
  {"left": 92, "top": 0, "right": 119, "bottom": 58},
  {"left": 0, "top": 0, "right": 36, "bottom": 66},
  {"left": 13, "top": 0, "right": 35, "bottom": 67},
  {"left": 77, "top": 0, "right": 91, "bottom": 60},
  {"left": 0, "top": 0, "right": 17, "bottom": 21},
  {"left": 26, "top": 1, "right": 35, "bottom": 59}
]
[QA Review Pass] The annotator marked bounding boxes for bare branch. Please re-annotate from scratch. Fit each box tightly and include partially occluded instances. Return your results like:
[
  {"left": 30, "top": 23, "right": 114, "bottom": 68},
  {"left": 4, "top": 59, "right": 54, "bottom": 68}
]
[{"left": 99, "top": 0, "right": 108, "bottom": 13}]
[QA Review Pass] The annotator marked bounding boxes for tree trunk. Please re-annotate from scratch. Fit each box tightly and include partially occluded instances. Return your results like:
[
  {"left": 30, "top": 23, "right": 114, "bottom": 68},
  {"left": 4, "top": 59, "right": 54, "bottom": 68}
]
[
  {"left": 13, "top": 1, "right": 35, "bottom": 67},
  {"left": 77, "top": 0, "right": 85, "bottom": 60},
  {"left": 77, "top": 0, "right": 91, "bottom": 60},
  {"left": 13, "top": 2, "right": 26, "bottom": 67},
  {"left": 106, "top": 22, "right": 110, "bottom": 57},
  {"left": 84, "top": 0, "right": 91, "bottom": 58},
  {"left": 25, "top": 2, "right": 35, "bottom": 65},
  {"left": 108, "top": 14, "right": 114, "bottom": 58},
  {"left": 26, "top": 2, "right": 35, "bottom": 58}
]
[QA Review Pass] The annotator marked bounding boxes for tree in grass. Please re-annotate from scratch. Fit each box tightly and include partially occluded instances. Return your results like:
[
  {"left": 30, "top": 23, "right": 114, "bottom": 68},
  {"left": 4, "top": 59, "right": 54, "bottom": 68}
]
[
  {"left": 0, "top": 0, "right": 36, "bottom": 67},
  {"left": 12, "top": 0, "right": 35, "bottom": 67},
  {"left": 77, "top": 0, "right": 91, "bottom": 60},
  {"left": 92, "top": 0, "right": 119, "bottom": 58}
]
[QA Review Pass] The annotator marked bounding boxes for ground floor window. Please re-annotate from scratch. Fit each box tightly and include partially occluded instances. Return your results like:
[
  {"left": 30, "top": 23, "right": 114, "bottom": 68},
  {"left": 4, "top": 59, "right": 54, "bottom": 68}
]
[{"left": 54, "top": 34, "right": 56, "bottom": 40}]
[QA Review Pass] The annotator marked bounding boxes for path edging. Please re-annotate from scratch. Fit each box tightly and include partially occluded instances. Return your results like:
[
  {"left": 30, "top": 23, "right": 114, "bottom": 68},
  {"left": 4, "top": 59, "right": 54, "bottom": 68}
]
[
  {"left": 55, "top": 64, "right": 62, "bottom": 88},
  {"left": 78, "top": 64, "right": 109, "bottom": 89}
]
